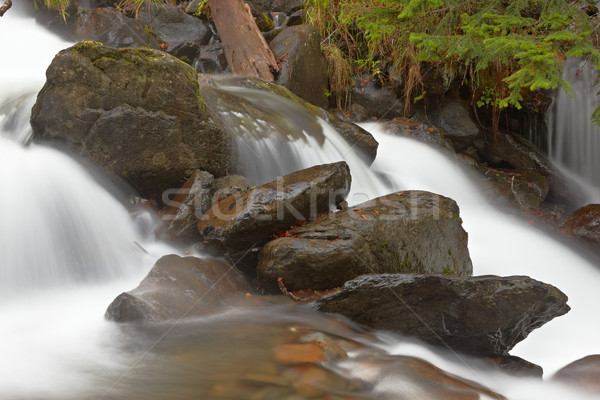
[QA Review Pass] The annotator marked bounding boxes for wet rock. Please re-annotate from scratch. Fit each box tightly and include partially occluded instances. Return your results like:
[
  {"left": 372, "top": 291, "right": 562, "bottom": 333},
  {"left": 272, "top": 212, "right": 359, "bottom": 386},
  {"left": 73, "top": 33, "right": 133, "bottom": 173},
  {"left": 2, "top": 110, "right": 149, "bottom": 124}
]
[
  {"left": 258, "top": 191, "right": 472, "bottom": 292},
  {"left": 198, "top": 162, "right": 351, "bottom": 271},
  {"left": 31, "top": 42, "right": 232, "bottom": 202},
  {"left": 70, "top": 8, "right": 161, "bottom": 49},
  {"left": 562, "top": 204, "right": 600, "bottom": 248},
  {"left": 553, "top": 355, "right": 600, "bottom": 394},
  {"left": 137, "top": 3, "right": 213, "bottom": 51},
  {"left": 286, "top": 9, "right": 305, "bottom": 26},
  {"left": 214, "top": 175, "right": 249, "bottom": 201},
  {"left": 381, "top": 117, "right": 454, "bottom": 151},
  {"left": 486, "top": 355, "right": 543, "bottom": 379},
  {"left": 246, "top": 0, "right": 304, "bottom": 14},
  {"left": 270, "top": 25, "right": 329, "bottom": 108},
  {"left": 424, "top": 98, "right": 480, "bottom": 151},
  {"left": 481, "top": 167, "right": 550, "bottom": 211},
  {"left": 193, "top": 43, "right": 229, "bottom": 74},
  {"left": 167, "top": 42, "right": 202, "bottom": 65},
  {"left": 314, "top": 274, "right": 570, "bottom": 357},
  {"left": 350, "top": 74, "right": 404, "bottom": 121},
  {"left": 105, "top": 255, "right": 251, "bottom": 322},
  {"left": 163, "top": 170, "right": 215, "bottom": 241}
]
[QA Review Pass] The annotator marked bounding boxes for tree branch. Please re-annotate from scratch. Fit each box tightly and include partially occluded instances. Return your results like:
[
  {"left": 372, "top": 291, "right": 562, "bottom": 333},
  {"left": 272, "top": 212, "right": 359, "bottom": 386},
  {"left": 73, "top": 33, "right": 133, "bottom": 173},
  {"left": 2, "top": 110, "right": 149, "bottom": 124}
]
[{"left": 0, "top": 0, "right": 12, "bottom": 17}]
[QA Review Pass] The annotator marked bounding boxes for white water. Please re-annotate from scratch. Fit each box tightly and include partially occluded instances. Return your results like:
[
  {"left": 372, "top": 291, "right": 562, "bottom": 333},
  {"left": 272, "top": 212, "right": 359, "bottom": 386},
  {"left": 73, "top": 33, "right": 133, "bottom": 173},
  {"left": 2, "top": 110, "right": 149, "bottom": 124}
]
[
  {"left": 2, "top": 8, "right": 600, "bottom": 400},
  {"left": 548, "top": 57, "right": 600, "bottom": 196}
]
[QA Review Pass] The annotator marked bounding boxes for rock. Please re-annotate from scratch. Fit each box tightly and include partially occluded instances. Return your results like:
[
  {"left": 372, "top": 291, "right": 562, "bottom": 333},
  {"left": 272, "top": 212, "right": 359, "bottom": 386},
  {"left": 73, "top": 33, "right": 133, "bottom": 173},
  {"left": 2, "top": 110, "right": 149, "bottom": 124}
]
[
  {"left": 314, "top": 274, "right": 570, "bottom": 357},
  {"left": 270, "top": 25, "right": 329, "bottom": 108},
  {"left": 562, "top": 204, "right": 600, "bottom": 248},
  {"left": 163, "top": 171, "right": 215, "bottom": 241},
  {"left": 381, "top": 117, "right": 455, "bottom": 152},
  {"left": 246, "top": 0, "right": 304, "bottom": 14},
  {"left": 193, "top": 43, "right": 229, "bottom": 74},
  {"left": 198, "top": 75, "right": 379, "bottom": 165},
  {"left": 137, "top": 3, "right": 213, "bottom": 51},
  {"left": 286, "top": 9, "right": 305, "bottom": 26},
  {"left": 31, "top": 42, "right": 232, "bottom": 202},
  {"left": 485, "top": 355, "right": 543, "bottom": 379},
  {"left": 70, "top": 8, "right": 161, "bottom": 49},
  {"left": 481, "top": 167, "right": 550, "bottom": 211},
  {"left": 424, "top": 98, "right": 480, "bottom": 151},
  {"left": 105, "top": 255, "right": 251, "bottom": 322},
  {"left": 214, "top": 175, "right": 249, "bottom": 201},
  {"left": 350, "top": 74, "right": 404, "bottom": 120},
  {"left": 553, "top": 355, "right": 600, "bottom": 394},
  {"left": 258, "top": 191, "right": 472, "bottom": 292},
  {"left": 167, "top": 42, "right": 202, "bottom": 65},
  {"left": 197, "top": 162, "right": 351, "bottom": 271}
]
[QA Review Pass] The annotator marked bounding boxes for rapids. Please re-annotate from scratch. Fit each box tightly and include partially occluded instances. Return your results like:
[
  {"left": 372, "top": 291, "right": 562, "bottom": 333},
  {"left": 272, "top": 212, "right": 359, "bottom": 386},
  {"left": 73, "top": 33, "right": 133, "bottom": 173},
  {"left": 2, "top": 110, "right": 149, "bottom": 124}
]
[{"left": 1, "top": 5, "right": 600, "bottom": 400}]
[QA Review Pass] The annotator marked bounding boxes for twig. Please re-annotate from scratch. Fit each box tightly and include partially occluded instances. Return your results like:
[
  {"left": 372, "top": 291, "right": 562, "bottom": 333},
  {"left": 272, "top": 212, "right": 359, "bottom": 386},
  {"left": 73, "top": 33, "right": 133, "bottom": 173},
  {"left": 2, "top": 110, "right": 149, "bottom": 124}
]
[
  {"left": 0, "top": 0, "right": 12, "bottom": 17},
  {"left": 277, "top": 277, "right": 309, "bottom": 302}
]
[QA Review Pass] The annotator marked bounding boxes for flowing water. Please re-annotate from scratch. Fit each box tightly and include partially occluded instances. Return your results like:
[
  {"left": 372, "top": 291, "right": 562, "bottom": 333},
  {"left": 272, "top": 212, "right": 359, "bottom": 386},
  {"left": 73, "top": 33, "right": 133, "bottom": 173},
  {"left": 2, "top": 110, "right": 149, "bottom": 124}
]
[
  {"left": 2, "top": 8, "right": 600, "bottom": 400},
  {"left": 548, "top": 57, "right": 600, "bottom": 201}
]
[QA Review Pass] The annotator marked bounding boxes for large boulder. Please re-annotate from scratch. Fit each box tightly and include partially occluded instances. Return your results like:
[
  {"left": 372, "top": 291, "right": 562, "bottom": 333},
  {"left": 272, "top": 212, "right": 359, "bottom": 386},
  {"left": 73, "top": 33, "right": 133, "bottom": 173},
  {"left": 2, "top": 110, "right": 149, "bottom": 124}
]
[
  {"left": 422, "top": 98, "right": 480, "bottom": 151},
  {"left": 350, "top": 74, "right": 404, "bottom": 121},
  {"left": 70, "top": 8, "right": 161, "bottom": 49},
  {"left": 31, "top": 42, "right": 232, "bottom": 202},
  {"left": 197, "top": 162, "right": 351, "bottom": 270},
  {"left": 105, "top": 255, "right": 251, "bottom": 322},
  {"left": 270, "top": 25, "right": 329, "bottom": 108},
  {"left": 314, "top": 274, "right": 570, "bottom": 357},
  {"left": 258, "top": 191, "right": 472, "bottom": 292},
  {"left": 481, "top": 167, "right": 550, "bottom": 211},
  {"left": 562, "top": 204, "right": 600, "bottom": 248}
]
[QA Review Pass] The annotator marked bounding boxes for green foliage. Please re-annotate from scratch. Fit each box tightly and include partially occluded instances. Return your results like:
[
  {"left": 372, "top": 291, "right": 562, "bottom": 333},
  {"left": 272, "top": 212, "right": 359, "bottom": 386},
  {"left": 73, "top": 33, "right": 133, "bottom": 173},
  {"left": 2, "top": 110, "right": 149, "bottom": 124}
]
[{"left": 305, "top": 0, "right": 600, "bottom": 136}]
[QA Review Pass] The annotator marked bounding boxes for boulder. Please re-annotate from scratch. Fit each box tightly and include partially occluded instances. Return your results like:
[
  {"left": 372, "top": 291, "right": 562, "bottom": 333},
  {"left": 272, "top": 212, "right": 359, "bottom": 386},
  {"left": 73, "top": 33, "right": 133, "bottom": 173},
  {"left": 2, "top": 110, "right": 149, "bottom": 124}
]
[
  {"left": 246, "top": 0, "right": 304, "bottom": 14},
  {"left": 70, "top": 8, "right": 161, "bottom": 49},
  {"left": 314, "top": 274, "right": 570, "bottom": 357},
  {"left": 270, "top": 25, "right": 329, "bottom": 108},
  {"left": 562, "top": 204, "right": 600, "bottom": 248},
  {"left": 105, "top": 255, "right": 251, "bottom": 322},
  {"left": 258, "top": 191, "right": 472, "bottom": 292},
  {"left": 137, "top": 3, "right": 213, "bottom": 51},
  {"left": 381, "top": 117, "right": 454, "bottom": 152},
  {"left": 350, "top": 74, "right": 404, "bottom": 121},
  {"left": 31, "top": 42, "right": 232, "bottom": 202},
  {"left": 553, "top": 355, "right": 600, "bottom": 394},
  {"left": 197, "top": 162, "right": 351, "bottom": 270},
  {"left": 423, "top": 98, "right": 480, "bottom": 151}
]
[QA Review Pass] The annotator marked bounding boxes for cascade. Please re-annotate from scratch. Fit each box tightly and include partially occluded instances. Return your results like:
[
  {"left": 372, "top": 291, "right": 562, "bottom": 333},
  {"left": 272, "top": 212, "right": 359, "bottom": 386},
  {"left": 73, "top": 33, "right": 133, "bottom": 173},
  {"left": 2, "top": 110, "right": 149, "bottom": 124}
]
[
  {"left": 2, "top": 7, "right": 600, "bottom": 400},
  {"left": 548, "top": 57, "right": 600, "bottom": 194}
]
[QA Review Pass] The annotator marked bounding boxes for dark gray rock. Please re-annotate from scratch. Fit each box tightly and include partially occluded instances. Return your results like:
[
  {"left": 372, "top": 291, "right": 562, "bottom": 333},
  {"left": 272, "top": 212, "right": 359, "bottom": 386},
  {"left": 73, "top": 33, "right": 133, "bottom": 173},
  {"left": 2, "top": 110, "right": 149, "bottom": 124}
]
[
  {"left": 270, "top": 25, "right": 329, "bottom": 108},
  {"left": 105, "top": 255, "right": 251, "bottom": 322},
  {"left": 193, "top": 43, "right": 229, "bottom": 74},
  {"left": 258, "top": 191, "right": 472, "bottom": 292},
  {"left": 70, "top": 8, "right": 161, "bottom": 49},
  {"left": 137, "top": 3, "right": 213, "bottom": 51},
  {"left": 427, "top": 99, "right": 479, "bottom": 150},
  {"left": 350, "top": 74, "right": 404, "bottom": 121},
  {"left": 314, "top": 274, "right": 570, "bottom": 357},
  {"left": 197, "top": 162, "right": 351, "bottom": 270},
  {"left": 562, "top": 204, "right": 600, "bottom": 248}
]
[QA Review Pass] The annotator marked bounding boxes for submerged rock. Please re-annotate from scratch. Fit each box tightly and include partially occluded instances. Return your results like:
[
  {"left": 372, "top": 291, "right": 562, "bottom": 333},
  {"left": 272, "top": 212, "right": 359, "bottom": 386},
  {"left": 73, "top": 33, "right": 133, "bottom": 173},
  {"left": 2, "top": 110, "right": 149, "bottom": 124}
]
[
  {"left": 553, "top": 355, "right": 600, "bottom": 394},
  {"left": 105, "top": 255, "right": 250, "bottom": 322},
  {"left": 197, "top": 162, "right": 351, "bottom": 270},
  {"left": 258, "top": 191, "right": 472, "bottom": 292},
  {"left": 314, "top": 274, "right": 570, "bottom": 357},
  {"left": 31, "top": 42, "right": 232, "bottom": 202}
]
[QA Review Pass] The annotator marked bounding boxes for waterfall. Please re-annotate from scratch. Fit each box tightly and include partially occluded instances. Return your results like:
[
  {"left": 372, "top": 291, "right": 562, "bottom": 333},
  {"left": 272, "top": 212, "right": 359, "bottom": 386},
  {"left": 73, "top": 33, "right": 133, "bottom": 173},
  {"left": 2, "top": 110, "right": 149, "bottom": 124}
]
[
  {"left": 3, "top": 7, "right": 600, "bottom": 400},
  {"left": 548, "top": 58, "right": 600, "bottom": 197}
]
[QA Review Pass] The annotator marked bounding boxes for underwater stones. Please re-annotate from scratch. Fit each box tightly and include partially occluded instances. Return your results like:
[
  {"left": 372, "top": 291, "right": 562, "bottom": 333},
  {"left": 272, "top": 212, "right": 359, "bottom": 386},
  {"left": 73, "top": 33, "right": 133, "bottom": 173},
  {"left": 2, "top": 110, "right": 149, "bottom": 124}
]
[
  {"left": 105, "top": 255, "right": 250, "bottom": 322},
  {"left": 553, "top": 355, "right": 600, "bottom": 394},
  {"left": 31, "top": 42, "right": 232, "bottom": 202},
  {"left": 314, "top": 274, "right": 570, "bottom": 358},
  {"left": 258, "top": 190, "right": 472, "bottom": 292},
  {"left": 197, "top": 162, "right": 351, "bottom": 270},
  {"left": 269, "top": 24, "right": 329, "bottom": 108}
]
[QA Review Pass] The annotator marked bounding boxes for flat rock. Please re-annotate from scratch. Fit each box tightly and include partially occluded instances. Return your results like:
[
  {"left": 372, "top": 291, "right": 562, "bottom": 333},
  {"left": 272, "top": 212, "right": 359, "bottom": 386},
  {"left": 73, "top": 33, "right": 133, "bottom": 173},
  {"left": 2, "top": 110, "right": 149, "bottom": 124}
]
[{"left": 314, "top": 274, "right": 570, "bottom": 357}]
